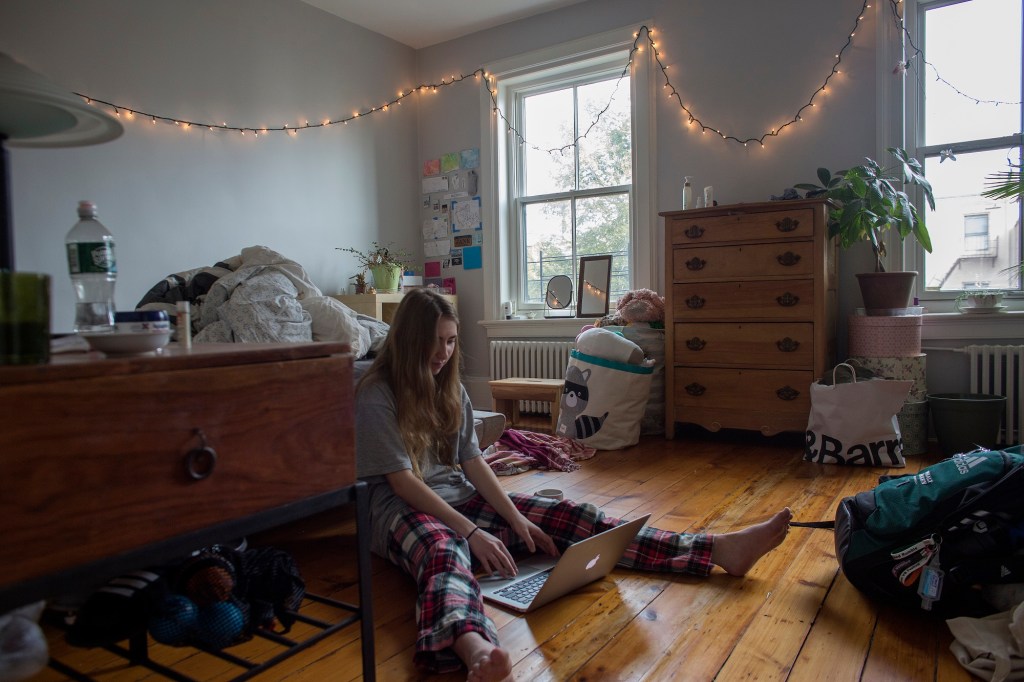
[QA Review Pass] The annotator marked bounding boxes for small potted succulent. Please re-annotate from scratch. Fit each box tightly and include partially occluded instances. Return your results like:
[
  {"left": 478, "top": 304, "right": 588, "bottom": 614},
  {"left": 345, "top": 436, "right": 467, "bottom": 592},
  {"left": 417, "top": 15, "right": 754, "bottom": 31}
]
[
  {"left": 796, "top": 147, "right": 935, "bottom": 313},
  {"left": 337, "top": 241, "right": 411, "bottom": 293}
]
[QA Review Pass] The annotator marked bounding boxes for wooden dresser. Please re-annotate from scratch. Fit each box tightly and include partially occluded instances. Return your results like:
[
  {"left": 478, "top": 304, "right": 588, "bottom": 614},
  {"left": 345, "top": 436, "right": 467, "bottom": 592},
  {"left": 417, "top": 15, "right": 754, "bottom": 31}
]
[
  {"left": 0, "top": 342, "right": 375, "bottom": 680},
  {"left": 660, "top": 199, "right": 836, "bottom": 437}
]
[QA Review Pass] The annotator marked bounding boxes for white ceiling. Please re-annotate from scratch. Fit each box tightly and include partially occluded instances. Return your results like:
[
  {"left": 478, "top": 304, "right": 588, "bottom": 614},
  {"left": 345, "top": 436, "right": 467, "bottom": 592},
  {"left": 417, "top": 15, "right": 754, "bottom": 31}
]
[{"left": 299, "top": 0, "right": 590, "bottom": 49}]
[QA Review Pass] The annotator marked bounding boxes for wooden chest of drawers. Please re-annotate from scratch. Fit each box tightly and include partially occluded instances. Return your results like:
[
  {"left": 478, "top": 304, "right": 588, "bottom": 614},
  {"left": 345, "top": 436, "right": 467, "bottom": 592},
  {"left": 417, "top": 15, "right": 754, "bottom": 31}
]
[{"left": 660, "top": 199, "right": 836, "bottom": 436}]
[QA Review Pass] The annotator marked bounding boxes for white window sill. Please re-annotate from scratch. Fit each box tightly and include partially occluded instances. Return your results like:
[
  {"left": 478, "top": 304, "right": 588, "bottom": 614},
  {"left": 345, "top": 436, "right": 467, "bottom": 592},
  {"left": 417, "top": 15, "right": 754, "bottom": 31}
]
[
  {"left": 479, "top": 317, "right": 601, "bottom": 339},
  {"left": 921, "top": 310, "right": 1024, "bottom": 341}
]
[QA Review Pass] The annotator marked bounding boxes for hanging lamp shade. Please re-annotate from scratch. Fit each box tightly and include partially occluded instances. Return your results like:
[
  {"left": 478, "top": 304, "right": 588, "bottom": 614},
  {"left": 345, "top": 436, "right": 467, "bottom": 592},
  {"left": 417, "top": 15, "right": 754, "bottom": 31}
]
[
  {"left": 0, "top": 52, "right": 122, "bottom": 147},
  {"left": 0, "top": 52, "right": 122, "bottom": 270}
]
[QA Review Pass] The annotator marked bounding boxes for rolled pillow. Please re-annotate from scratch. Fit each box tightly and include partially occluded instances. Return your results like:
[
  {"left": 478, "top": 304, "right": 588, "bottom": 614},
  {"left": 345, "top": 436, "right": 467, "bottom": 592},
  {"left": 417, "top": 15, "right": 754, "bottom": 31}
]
[{"left": 575, "top": 327, "right": 644, "bottom": 365}]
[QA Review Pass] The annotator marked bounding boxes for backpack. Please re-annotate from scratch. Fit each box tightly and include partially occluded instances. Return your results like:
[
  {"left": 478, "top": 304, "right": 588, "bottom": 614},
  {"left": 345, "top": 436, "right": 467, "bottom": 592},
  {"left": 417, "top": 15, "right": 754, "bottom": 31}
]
[{"left": 829, "top": 449, "right": 1024, "bottom": 615}]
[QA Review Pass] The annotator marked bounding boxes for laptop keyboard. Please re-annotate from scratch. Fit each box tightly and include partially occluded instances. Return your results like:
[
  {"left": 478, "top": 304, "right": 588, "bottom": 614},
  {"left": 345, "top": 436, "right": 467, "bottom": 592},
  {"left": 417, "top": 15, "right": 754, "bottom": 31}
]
[{"left": 494, "top": 570, "right": 551, "bottom": 605}]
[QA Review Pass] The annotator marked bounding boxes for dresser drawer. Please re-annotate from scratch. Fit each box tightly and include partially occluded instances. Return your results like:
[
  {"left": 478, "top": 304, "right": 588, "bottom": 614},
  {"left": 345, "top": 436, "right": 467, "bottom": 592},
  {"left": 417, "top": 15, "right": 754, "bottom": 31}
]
[
  {"left": 669, "top": 208, "right": 814, "bottom": 245},
  {"left": 671, "top": 367, "right": 812, "bottom": 434},
  {"left": 674, "top": 322, "right": 814, "bottom": 368},
  {"left": 672, "top": 241, "right": 812, "bottom": 281},
  {"left": 0, "top": 352, "right": 353, "bottom": 589},
  {"left": 671, "top": 279, "right": 814, "bottom": 321}
]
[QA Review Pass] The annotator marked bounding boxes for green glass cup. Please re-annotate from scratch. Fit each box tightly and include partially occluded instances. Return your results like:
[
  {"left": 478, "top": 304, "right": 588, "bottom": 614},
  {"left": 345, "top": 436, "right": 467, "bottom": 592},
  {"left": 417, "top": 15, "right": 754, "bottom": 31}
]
[{"left": 0, "top": 272, "right": 52, "bottom": 365}]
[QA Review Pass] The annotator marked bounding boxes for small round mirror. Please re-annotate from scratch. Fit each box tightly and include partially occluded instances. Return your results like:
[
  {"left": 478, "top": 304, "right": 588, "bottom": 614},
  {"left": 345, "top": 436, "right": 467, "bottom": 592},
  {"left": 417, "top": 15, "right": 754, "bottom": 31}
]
[{"left": 545, "top": 275, "right": 573, "bottom": 314}]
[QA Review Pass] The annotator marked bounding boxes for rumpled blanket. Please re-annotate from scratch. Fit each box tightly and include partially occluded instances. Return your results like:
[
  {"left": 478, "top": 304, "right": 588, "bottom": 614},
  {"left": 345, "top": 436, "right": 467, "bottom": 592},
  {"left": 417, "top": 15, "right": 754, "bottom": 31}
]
[
  {"left": 483, "top": 428, "right": 596, "bottom": 475},
  {"left": 948, "top": 600, "right": 1024, "bottom": 681},
  {"left": 136, "top": 245, "right": 389, "bottom": 358}
]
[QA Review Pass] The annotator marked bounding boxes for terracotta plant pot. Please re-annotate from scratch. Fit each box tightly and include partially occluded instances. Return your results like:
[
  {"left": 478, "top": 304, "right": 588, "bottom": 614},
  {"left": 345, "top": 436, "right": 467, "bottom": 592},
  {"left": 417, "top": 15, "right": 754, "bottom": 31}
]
[{"left": 856, "top": 271, "right": 917, "bottom": 315}]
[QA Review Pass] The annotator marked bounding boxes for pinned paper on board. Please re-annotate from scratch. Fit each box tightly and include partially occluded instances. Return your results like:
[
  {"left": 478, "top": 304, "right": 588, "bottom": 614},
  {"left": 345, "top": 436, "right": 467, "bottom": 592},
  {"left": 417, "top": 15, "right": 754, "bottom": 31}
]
[
  {"left": 425, "top": 239, "right": 451, "bottom": 257},
  {"left": 443, "top": 277, "right": 457, "bottom": 294},
  {"left": 424, "top": 261, "right": 442, "bottom": 278},
  {"left": 451, "top": 196, "right": 481, "bottom": 232},
  {"left": 423, "top": 158, "right": 440, "bottom": 176},
  {"left": 441, "top": 152, "right": 460, "bottom": 173},
  {"left": 422, "top": 217, "right": 448, "bottom": 240},
  {"left": 453, "top": 234, "right": 473, "bottom": 248},
  {"left": 460, "top": 148, "right": 480, "bottom": 169},
  {"left": 422, "top": 175, "right": 449, "bottom": 194},
  {"left": 463, "top": 246, "right": 482, "bottom": 270}
]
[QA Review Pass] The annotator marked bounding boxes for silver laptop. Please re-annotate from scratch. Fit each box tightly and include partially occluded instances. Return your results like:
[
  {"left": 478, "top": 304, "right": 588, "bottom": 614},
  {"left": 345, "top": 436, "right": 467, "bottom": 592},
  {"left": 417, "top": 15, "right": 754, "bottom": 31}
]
[{"left": 479, "top": 514, "right": 651, "bottom": 613}]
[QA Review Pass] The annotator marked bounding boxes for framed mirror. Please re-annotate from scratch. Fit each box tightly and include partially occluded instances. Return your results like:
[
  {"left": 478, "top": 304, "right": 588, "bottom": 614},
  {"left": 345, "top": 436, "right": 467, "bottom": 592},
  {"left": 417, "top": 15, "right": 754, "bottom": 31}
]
[
  {"left": 544, "top": 274, "right": 574, "bottom": 318},
  {"left": 577, "top": 255, "right": 612, "bottom": 318}
]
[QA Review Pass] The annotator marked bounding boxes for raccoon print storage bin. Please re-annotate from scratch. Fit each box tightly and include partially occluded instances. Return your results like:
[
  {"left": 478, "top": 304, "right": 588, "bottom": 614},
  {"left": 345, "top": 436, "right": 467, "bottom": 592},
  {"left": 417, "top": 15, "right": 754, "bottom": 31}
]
[{"left": 555, "top": 349, "right": 655, "bottom": 450}]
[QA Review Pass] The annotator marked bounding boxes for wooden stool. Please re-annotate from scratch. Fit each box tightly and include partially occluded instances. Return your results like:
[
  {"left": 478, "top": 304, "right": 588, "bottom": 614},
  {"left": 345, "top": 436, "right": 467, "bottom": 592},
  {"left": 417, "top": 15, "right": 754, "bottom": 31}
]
[{"left": 489, "top": 377, "right": 564, "bottom": 433}]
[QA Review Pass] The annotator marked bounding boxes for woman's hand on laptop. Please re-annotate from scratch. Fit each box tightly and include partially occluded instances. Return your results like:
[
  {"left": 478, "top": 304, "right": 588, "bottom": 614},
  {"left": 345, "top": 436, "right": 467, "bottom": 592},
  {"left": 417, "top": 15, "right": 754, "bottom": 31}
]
[
  {"left": 468, "top": 529, "right": 517, "bottom": 578},
  {"left": 511, "top": 515, "right": 560, "bottom": 558}
]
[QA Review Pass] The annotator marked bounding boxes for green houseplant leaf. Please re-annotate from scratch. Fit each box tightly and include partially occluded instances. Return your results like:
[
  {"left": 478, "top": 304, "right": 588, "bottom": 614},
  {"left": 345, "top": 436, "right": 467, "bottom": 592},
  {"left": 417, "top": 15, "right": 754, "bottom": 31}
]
[{"left": 796, "top": 147, "right": 935, "bottom": 272}]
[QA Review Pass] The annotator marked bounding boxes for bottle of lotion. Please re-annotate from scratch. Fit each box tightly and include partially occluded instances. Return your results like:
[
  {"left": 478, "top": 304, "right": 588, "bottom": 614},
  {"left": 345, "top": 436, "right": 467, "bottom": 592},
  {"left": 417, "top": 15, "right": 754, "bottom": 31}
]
[{"left": 682, "top": 176, "right": 694, "bottom": 209}]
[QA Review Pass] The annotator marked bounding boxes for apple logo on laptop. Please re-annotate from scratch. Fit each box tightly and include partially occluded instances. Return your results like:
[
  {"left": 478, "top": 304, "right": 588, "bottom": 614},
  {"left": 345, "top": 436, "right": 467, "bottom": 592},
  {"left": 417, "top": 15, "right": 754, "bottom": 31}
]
[{"left": 586, "top": 554, "right": 600, "bottom": 570}]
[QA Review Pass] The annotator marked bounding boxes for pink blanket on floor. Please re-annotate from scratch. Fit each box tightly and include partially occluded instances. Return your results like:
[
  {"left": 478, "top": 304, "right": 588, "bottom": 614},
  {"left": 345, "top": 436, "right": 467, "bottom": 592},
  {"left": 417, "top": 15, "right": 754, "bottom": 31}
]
[{"left": 483, "top": 428, "right": 596, "bottom": 475}]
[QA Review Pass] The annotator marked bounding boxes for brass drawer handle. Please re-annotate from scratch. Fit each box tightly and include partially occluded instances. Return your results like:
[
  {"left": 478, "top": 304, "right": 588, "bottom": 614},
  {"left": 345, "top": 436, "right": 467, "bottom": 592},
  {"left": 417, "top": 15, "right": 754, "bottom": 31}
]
[
  {"left": 686, "top": 295, "right": 706, "bottom": 309},
  {"left": 775, "top": 217, "right": 799, "bottom": 232},
  {"left": 685, "top": 257, "right": 706, "bottom": 271},
  {"left": 776, "top": 251, "right": 801, "bottom": 267},
  {"left": 776, "top": 386, "right": 800, "bottom": 401},
  {"left": 776, "top": 292, "right": 799, "bottom": 307},
  {"left": 185, "top": 429, "right": 218, "bottom": 481},
  {"left": 684, "top": 224, "right": 705, "bottom": 239},
  {"left": 685, "top": 383, "right": 706, "bottom": 396},
  {"left": 776, "top": 337, "right": 800, "bottom": 352},
  {"left": 686, "top": 337, "right": 706, "bottom": 351}
]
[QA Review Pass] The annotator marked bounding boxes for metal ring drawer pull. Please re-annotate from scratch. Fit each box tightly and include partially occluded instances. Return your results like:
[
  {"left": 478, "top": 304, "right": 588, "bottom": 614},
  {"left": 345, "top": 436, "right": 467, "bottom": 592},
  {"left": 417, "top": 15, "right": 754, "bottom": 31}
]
[
  {"left": 686, "top": 295, "right": 706, "bottom": 309},
  {"left": 686, "top": 337, "right": 706, "bottom": 351},
  {"left": 185, "top": 429, "right": 218, "bottom": 481},
  {"left": 776, "top": 251, "right": 801, "bottom": 267},
  {"left": 776, "top": 292, "right": 799, "bottom": 307},
  {"left": 685, "top": 383, "right": 706, "bottom": 396},
  {"left": 684, "top": 224, "right": 705, "bottom": 239},
  {"left": 776, "top": 337, "right": 800, "bottom": 352},
  {"left": 775, "top": 217, "right": 799, "bottom": 232},
  {"left": 776, "top": 386, "right": 800, "bottom": 401},
  {"left": 685, "top": 257, "right": 706, "bottom": 271}
]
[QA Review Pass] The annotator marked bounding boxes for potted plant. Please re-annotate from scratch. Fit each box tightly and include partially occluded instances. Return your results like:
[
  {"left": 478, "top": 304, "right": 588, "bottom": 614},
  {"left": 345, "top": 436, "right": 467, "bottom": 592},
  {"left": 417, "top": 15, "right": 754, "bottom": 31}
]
[
  {"left": 796, "top": 147, "right": 935, "bottom": 313},
  {"left": 983, "top": 158, "right": 1023, "bottom": 288},
  {"left": 337, "top": 241, "right": 411, "bottom": 293}
]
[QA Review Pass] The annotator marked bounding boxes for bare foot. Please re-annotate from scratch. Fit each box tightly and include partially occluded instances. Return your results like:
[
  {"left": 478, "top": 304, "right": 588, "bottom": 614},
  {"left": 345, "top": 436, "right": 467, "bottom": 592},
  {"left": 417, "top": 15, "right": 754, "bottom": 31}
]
[
  {"left": 710, "top": 507, "right": 792, "bottom": 576},
  {"left": 454, "top": 631, "right": 513, "bottom": 682}
]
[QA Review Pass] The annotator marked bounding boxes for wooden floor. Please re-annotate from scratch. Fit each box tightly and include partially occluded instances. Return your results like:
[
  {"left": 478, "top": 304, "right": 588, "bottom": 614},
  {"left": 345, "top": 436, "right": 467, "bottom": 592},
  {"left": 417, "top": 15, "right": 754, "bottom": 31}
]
[{"left": 37, "top": 427, "right": 977, "bottom": 681}]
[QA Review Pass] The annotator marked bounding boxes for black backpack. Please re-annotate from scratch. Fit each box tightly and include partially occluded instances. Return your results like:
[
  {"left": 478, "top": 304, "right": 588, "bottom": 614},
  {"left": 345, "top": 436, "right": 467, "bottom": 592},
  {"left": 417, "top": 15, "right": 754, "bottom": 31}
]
[{"left": 812, "top": 449, "right": 1024, "bottom": 615}]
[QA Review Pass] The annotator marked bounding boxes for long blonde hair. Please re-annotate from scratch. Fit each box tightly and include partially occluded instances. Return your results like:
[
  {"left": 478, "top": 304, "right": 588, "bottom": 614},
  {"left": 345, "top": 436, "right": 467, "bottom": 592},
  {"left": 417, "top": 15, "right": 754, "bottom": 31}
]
[{"left": 357, "top": 288, "right": 463, "bottom": 478}]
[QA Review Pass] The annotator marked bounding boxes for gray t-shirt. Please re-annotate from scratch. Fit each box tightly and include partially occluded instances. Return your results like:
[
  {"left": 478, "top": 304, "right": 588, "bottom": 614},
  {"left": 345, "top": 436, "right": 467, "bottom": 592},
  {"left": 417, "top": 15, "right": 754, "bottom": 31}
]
[{"left": 355, "top": 378, "right": 482, "bottom": 555}]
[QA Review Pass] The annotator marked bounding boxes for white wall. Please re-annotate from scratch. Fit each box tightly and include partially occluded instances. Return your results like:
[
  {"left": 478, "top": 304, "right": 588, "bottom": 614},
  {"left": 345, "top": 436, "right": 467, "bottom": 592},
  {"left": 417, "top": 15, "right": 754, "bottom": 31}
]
[
  {"left": 415, "top": 0, "right": 882, "bottom": 391},
  {"left": 1, "top": 0, "right": 420, "bottom": 334}
]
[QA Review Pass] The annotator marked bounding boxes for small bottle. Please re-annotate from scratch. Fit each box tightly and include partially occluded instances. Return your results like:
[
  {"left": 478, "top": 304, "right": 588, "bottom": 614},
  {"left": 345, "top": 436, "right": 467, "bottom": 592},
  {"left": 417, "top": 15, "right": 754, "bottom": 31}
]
[
  {"left": 176, "top": 301, "right": 192, "bottom": 349},
  {"left": 682, "top": 176, "right": 694, "bottom": 209},
  {"left": 65, "top": 200, "right": 116, "bottom": 333}
]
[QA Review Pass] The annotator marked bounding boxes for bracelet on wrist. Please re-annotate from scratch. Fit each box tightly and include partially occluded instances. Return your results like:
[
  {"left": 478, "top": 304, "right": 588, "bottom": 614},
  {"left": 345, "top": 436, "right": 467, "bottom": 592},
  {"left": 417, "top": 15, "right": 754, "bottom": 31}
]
[{"left": 466, "top": 526, "right": 481, "bottom": 540}]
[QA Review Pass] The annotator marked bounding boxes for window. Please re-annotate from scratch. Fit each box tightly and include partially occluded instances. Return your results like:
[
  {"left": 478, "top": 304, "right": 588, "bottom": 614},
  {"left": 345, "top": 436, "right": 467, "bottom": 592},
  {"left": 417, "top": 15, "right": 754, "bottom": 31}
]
[
  {"left": 903, "top": 0, "right": 1023, "bottom": 297},
  {"left": 517, "top": 71, "right": 632, "bottom": 305},
  {"left": 483, "top": 26, "right": 654, "bottom": 318}
]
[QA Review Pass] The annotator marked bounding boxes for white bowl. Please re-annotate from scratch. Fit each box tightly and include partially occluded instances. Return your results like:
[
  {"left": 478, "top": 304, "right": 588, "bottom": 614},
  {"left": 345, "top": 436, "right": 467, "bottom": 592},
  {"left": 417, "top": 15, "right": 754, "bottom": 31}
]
[{"left": 80, "top": 329, "right": 172, "bottom": 355}]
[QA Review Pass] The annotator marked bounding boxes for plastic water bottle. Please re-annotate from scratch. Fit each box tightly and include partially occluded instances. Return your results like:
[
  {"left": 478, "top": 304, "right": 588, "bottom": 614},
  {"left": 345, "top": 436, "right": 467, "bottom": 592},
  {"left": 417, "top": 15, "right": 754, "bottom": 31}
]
[{"left": 65, "top": 200, "right": 116, "bottom": 333}]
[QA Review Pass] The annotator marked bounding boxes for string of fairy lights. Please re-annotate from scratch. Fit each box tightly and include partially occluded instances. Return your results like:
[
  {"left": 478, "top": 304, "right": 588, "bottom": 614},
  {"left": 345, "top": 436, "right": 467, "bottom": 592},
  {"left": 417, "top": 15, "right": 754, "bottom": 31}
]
[
  {"left": 72, "top": 0, "right": 1018, "bottom": 150},
  {"left": 888, "top": 0, "right": 1021, "bottom": 108}
]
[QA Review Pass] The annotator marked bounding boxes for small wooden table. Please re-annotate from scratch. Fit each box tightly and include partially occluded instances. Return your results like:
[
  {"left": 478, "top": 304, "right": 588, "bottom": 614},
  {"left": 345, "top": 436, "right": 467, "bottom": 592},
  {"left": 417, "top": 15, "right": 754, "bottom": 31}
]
[
  {"left": 331, "top": 292, "right": 456, "bottom": 325},
  {"left": 489, "top": 377, "right": 565, "bottom": 432}
]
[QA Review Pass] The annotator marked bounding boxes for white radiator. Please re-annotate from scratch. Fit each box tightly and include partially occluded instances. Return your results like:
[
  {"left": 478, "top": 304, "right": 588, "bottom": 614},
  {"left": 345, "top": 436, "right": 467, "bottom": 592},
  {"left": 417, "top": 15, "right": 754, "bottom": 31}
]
[
  {"left": 489, "top": 340, "right": 574, "bottom": 413},
  {"left": 967, "top": 345, "right": 1024, "bottom": 444}
]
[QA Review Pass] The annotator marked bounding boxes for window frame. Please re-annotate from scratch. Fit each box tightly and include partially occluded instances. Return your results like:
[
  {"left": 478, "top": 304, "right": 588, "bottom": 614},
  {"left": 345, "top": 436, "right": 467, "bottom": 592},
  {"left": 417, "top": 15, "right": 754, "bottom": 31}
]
[
  {"left": 478, "top": 24, "right": 655, "bottom": 326},
  {"left": 891, "top": 0, "right": 1024, "bottom": 312}
]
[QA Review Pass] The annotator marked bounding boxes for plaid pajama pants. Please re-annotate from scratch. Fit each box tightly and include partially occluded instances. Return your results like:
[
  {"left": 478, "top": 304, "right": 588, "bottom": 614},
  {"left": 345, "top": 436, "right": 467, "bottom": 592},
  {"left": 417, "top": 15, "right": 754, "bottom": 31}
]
[{"left": 382, "top": 491, "right": 713, "bottom": 673}]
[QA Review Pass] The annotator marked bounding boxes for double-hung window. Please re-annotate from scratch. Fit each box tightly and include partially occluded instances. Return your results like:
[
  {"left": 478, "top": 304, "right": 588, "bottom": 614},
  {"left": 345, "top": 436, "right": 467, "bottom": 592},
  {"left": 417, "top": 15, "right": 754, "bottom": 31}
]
[
  {"left": 902, "top": 0, "right": 1023, "bottom": 300},
  {"left": 484, "top": 26, "right": 654, "bottom": 318}
]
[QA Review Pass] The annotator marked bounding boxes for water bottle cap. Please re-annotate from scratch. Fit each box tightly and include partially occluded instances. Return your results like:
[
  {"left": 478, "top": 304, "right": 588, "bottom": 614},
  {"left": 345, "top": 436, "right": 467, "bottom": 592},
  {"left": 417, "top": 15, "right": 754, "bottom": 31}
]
[{"left": 77, "top": 200, "right": 97, "bottom": 218}]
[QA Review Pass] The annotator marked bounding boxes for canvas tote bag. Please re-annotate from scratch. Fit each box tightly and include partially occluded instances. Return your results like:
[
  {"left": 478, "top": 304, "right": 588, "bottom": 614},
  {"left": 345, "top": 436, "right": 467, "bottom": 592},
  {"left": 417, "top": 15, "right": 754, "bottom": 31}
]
[
  {"left": 804, "top": 363, "right": 914, "bottom": 467},
  {"left": 556, "top": 349, "right": 654, "bottom": 450}
]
